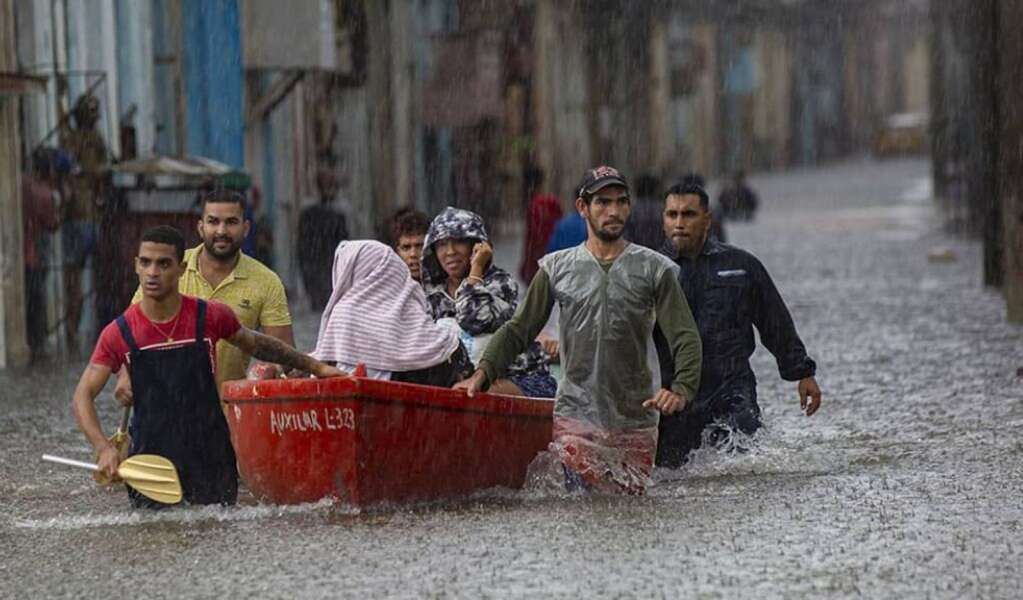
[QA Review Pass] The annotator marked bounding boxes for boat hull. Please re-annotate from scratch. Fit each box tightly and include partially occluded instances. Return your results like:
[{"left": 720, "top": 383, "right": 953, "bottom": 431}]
[{"left": 221, "top": 376, "right": 553, "bottom": 506}]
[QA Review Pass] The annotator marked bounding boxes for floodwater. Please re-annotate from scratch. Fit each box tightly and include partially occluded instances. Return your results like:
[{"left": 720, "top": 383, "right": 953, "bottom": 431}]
[{"left": 3, "top": 157, "right": 1022, "bottom": 598}]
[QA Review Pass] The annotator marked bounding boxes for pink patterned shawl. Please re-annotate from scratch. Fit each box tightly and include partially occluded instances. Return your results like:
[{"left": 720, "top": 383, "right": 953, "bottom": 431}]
[{"left": 312, "top": 241, "right": 459, "bottom": 372}]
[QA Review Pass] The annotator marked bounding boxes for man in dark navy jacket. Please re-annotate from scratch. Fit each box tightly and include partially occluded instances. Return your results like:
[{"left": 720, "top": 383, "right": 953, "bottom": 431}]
[{"left": 655, "top": 181, "right": 821, "bottom": 468}]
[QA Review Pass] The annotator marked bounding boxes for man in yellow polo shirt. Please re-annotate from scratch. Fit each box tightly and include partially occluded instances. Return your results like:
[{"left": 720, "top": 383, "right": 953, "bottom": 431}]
[{"left": 116, "top": 190, "right": 293, "bottom": 402}]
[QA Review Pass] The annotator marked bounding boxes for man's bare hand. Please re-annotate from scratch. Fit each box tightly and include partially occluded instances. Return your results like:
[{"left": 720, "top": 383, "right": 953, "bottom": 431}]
[
  {"left": 247, "top": 362, "right": 283, "bottom": 380},
  {"left": 114, "top": 369, "right": 133, "bottom": 407},
  {"left": 312, "top": 363, "right": 349, "bottom": 379},
  {"left": 536, "top": 333, "right": 559, "bottom": 360},
  {"left": 94, "top": 444, "right": 120, "bottom": 482},
  {"left": 643, "top": 389, "right": 687, "bottom": 415},
  {"left": 454, "top": 369, "right": 488, "bottom": 398},
  {"left": 798, "top": 376, "right": 821, "bottom": 416}
]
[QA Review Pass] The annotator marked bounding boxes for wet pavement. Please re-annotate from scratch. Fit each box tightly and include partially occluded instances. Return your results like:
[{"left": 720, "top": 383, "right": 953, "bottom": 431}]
[{"left": 3, "top": 157, "right": 1022, "bottom": 598}]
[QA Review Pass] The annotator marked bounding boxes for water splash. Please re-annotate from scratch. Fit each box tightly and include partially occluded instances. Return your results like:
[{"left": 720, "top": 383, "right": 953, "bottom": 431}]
[{"left": 13, "top": 497, "right": 346, "bottom": 531}]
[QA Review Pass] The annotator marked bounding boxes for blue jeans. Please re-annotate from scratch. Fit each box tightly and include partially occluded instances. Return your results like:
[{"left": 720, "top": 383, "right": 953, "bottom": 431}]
[{"left": 62, "top": 221, "right": 99, "bottom": 268}]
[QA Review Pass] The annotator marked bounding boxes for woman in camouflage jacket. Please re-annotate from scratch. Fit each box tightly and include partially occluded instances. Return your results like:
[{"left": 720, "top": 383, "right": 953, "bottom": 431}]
[{"left": 423, "top": 206, "right": 556, "bottom": 398}]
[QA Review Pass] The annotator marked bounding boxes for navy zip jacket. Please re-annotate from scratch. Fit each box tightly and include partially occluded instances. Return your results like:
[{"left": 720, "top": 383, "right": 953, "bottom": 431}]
[{"left": 657, "top": 237, "right": 816, "bottom": 410}]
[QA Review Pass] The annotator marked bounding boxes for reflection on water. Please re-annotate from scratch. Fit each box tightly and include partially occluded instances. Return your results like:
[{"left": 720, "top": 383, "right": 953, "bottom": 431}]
[{"left": 3, "top": 159, "right": 1022, "bottom": 598}]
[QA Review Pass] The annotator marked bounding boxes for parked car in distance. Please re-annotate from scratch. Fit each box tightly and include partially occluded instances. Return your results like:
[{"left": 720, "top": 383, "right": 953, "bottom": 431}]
[{"left": 875, "top": 112, "right": 929, "bottom": 156}]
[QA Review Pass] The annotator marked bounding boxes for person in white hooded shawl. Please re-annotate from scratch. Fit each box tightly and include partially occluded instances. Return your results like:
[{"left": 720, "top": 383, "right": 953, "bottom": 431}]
[{"left": 312, "top": 240, "right": 473, "bottom": 386}]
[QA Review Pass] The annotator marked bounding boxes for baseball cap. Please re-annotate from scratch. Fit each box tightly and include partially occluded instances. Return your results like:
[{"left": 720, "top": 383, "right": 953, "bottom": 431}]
[{"left": 578, "top": 165, "right": 629, "bottom": 197}]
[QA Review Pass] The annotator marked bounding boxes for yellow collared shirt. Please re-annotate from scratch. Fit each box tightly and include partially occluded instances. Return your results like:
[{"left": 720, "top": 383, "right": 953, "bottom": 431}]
[{"left": 132, "top": 245, "right": 292, "bottom": 382}]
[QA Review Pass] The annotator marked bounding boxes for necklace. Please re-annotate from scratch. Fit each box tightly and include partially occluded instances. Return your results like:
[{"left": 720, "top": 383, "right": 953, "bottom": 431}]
[{"left": 149, "top": 309, "right": 182, "bottom": 342}]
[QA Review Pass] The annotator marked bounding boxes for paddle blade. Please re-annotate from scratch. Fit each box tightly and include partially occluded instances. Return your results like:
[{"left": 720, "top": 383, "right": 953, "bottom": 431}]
[{"left": 116, "top": 454, "right": 182, "bottom": 505}]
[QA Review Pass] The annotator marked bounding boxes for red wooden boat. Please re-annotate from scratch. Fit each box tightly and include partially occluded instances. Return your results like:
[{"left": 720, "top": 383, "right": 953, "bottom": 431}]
[{"left": 221, "top": 375, "right": 554, "bottom": 506}]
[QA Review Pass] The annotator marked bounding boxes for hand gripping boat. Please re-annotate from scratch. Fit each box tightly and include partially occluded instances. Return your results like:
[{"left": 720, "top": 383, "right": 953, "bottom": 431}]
[{"left": 221, "top": 374, "right": 554, "bottom": 506}]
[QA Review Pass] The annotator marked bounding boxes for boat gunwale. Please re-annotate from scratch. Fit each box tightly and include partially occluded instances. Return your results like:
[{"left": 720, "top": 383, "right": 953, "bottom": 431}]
[{"left": 222, "top": 376, "right": 555, "bottom": 419}]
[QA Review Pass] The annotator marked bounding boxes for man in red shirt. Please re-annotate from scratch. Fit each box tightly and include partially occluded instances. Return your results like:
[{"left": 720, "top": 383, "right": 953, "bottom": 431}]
[
  {"left": 22, "top": 148, "right": 63, "bottom": 361},
  {"left": 73, "top": 225, "right": 345, "bottom": 507}
]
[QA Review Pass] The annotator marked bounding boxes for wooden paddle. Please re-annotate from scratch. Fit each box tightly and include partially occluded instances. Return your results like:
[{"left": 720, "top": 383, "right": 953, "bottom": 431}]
[
  {"left": 110, "top": 407, "right": 131, "bottom": 455},
  {"left": 42, "top": 453, "right": 183, "bottom": 505}
]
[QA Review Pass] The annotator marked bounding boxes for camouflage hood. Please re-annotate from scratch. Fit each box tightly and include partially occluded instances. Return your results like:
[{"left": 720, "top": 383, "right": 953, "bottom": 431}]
[{"left": 423, "top": 206, "right": 490, "bottom": 284}]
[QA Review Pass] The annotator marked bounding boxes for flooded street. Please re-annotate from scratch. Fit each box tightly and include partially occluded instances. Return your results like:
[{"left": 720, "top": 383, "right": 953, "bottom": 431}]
[{"left": 3, "top": 157, "right": 1022, "bottom": 598}]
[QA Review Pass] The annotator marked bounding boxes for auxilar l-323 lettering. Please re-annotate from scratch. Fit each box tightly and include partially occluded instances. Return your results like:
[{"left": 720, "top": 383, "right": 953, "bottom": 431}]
[{"left": 269, "top": 407, "right": 355, "bottom": 436}]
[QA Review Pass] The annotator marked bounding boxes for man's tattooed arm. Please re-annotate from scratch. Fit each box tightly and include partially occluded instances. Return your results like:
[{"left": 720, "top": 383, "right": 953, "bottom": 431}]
[
  {"left": 250, "top": 331, "right": 318, "bottom": 372},
  {"left": 228, "top": 328, "right": 341, "bottom": 377}
]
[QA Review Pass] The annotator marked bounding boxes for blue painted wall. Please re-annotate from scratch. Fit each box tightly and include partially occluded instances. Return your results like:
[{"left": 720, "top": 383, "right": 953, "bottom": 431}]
[{"left": 181, "top": 0, "right": 243, "bottom": 168}]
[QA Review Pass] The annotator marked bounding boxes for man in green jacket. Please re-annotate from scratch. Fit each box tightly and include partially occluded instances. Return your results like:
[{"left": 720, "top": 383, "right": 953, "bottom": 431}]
[{"left": 457, "top": 166, "right": 701, "bottom": 494}]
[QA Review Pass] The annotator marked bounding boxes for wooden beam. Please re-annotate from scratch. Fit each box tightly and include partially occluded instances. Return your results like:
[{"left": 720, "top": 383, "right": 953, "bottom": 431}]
[
  {"left": 245, "top": 71, "right": 304, "bottom": 128},
  {"left": 996, "top": 0, "right": 1023, "bottom": 321},
  {"left": 0, "top": 0, "right": 31, "bottom": 368},
  {"left": 0, "top": 72, "right": 47, "bottom": 96}
]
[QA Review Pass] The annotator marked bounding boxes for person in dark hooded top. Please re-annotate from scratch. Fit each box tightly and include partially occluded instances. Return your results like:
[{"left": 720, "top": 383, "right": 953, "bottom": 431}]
[
  {"left": 623, "top": 173, "right": 663, "bottom": 249},
  {"left": 298, "top": 166, "right": 349, "bottom": 311},
  {"left": 423, "top": 206, "right": 556, "bottom": 398}
]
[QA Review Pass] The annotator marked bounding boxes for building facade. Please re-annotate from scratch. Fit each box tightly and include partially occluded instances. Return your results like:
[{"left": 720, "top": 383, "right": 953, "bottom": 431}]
[{"left": 1, "top": 0, "right": 933, "bottom": 365}]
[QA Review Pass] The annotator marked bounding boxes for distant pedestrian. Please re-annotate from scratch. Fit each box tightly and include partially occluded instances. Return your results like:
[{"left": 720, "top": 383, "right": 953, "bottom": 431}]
[
  {"left": 623, "top": 173, "right": 662, "bottom": 249},
  {"left": 298, "top": 169, "right": 349, "bottom": 311},
  {"left": 383, "top": 206, "right": 431, "bottom": 283},
  {"left": 249, "top": 187, "right": 275, "bottom": 269},
  {"left": 22, "top": 148, "right": 64, "bottom": 361},
  {"left": 519, "top": 167, "right": 562, "bottom": 283},
  {"left": 656, "top": 181, "right": 820, "bottom": 468},
  {"left": 718, "top": 170, "right": 759, "bottom": 221},
  {"left": 546, "top": 212, "right": 587, "bottom": 253},
  {"left": 60, "top": 93, "right": 110, "bottom": 353}
]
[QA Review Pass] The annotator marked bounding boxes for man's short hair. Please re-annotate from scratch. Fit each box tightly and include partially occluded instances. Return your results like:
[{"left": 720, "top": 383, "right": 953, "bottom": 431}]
[
  {"left": 679, "top": 172, "right": 706, "bottom": 188},
  {"left": 200, "top": 188, "right": 247, "bottom": 214},
  {"left": 524, "top": 166, "right": 545, "bottom": 189},
  {"left": 634, "top": 173, "right": 660, "bottom": 198},
  {"left": 140, "top": 225, "right": 186, "bottom": 261},
  {"left": 384, "top": 206, "right": 430, "bottom": 246},
  {"left": 31, "top": 147, "right": 54, "bottom": 175},
  {"left": 664, "top": 181, "right": 710, "bottom": 211}
]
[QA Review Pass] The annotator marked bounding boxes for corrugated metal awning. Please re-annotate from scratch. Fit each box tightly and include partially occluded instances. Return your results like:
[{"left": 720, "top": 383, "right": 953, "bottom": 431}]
[{"left": 0, "top": 72, "right": 47, "bottom": 96}]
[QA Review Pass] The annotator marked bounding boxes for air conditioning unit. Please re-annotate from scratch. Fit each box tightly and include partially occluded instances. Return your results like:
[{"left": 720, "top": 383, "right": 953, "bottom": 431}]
[{"left": 242, "top": 0, "right": 364, "bottom": 79}]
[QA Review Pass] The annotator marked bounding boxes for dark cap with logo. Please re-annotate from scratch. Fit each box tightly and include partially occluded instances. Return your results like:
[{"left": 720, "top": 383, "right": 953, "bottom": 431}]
[{"left": 578, "top": 165, "right": 629, "bottom": 198}]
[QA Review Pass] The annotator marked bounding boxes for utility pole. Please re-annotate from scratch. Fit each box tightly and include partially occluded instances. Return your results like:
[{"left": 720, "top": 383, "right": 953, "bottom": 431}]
[
  {"left": 0, "top": 0, "right": 31, "bottom": 368},
  {"left": 996, "top": 0, "right": 1023, "bottom": 322},
  {"left": 974, "top": 0, "right": 1000, "bottom": 289},
  {"left": 365, "top": 0, "right": 394, "bottom": 231}
]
